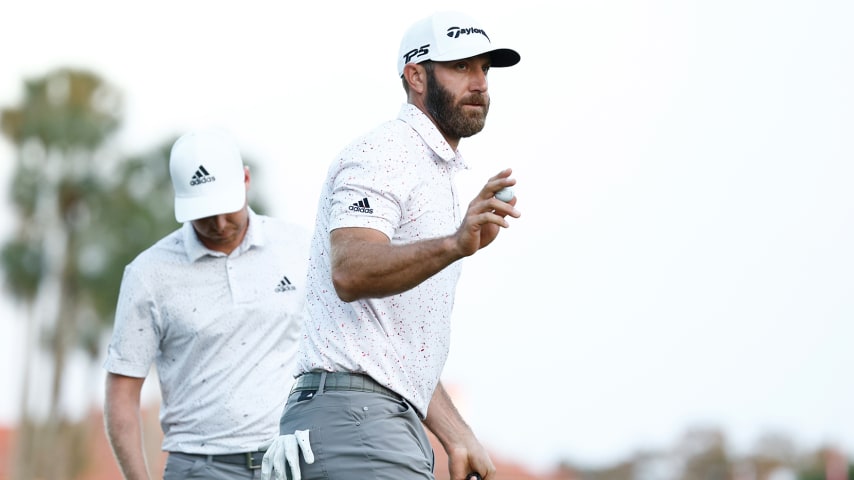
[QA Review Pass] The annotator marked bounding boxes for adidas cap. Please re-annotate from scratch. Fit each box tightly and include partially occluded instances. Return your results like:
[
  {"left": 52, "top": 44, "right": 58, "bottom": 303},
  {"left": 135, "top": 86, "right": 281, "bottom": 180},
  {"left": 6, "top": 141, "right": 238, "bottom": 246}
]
[
  {"left": 169, "top": 128, "right": 247, "bottom": 223},
  {"left": 397, "top": 11, "right": 520, "bottom": 77}
]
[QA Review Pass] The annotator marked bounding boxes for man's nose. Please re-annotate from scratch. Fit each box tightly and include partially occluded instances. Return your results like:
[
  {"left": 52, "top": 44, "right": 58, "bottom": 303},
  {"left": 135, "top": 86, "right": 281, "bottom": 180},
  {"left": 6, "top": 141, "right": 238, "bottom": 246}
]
[
  {"left": 212, "top": 215, "right": 228, "bottom": 230},
  {"left": 470, "top": 70, "right": 488, "bottom": 92}
]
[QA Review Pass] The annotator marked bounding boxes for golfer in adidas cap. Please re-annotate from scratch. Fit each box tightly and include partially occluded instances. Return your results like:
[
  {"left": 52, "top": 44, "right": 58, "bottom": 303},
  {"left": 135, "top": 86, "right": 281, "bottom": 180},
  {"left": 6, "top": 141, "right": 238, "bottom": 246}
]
[
  {"left": 104, "top": 128, "right": 314, "bottom": 480},
  {"left": 267, "top": 11, "right": 521, "bottom": 480}
]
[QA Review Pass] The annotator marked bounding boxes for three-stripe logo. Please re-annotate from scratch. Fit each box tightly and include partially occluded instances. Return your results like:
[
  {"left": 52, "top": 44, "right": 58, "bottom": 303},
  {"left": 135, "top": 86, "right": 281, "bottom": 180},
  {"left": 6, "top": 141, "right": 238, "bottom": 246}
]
[
  {"left": 348, "top": 197, "right": 374, "bottom": 214},
  {"left": 189, "top": 165, "right": 216, "bottom": 186},
  {"left": 275, "top": 276, "right": 296, "bottom": 293}
]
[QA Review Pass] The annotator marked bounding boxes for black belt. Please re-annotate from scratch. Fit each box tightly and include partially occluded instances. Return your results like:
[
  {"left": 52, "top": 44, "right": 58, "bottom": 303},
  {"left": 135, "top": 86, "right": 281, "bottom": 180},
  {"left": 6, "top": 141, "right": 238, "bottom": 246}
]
[
  {"left": 172, "top": 451, "right": 264, "bottom": 470},
  {"left": 292, "top": 372, "right": 401, "bottom": 400}
]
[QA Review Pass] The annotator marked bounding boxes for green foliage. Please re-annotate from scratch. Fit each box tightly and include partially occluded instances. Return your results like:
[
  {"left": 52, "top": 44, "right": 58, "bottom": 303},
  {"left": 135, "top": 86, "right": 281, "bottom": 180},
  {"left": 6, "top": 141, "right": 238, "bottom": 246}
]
[
  {"left": 0, "top": 239, "right": 44, "bottom": 300},
  {"left": 0, "top": 64, "right": 274, "bottom": 480},
  {"left": 0, "top": 67, "right": 120, "bottom": 149},
  {"left": 76, "top": 140, "right": 178, "bottom": 328},
  {"left": 1, "top": 66, "right": 270, "bottom": 357},
  {"left": 0, "top": 67, "right": 179, "bottom": 356}
]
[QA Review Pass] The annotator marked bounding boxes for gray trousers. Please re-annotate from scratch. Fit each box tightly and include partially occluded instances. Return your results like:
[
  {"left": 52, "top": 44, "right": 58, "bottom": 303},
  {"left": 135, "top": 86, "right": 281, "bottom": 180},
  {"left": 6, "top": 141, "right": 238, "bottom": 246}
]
[
  {"left": 163, "top": 453, "right": 264, "bottom": 480},
  {"left": 279, "top": 377, "right": 435, "bottom": 479}
]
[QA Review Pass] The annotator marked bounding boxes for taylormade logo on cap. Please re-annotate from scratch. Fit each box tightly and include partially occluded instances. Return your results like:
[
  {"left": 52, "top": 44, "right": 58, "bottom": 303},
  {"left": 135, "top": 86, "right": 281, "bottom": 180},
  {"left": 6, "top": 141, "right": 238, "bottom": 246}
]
[
  {"left": 397, "top": 11, "right": 520, "bottom": 77},
  {"left": 446, "top": 26, "right": 490, "bottom": 40}
]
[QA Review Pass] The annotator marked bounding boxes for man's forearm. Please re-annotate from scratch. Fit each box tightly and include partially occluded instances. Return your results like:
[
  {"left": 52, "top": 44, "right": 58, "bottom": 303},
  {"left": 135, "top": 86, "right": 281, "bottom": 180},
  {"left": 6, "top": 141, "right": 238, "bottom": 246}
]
[
  {"left": 104, "top": 374, "right": 151, "bottom": 480},
  {"left": 422, "top": 381, "right": 473, "bottom": 451},
  {"left": 331, "top": 228, "right": 462, "bottom": 301},
  {"left": 423, "top": 382, "right": 495, "bottom": 480},
  {"left": 105, "top": 405, "right": 151, "bottom": 479}
]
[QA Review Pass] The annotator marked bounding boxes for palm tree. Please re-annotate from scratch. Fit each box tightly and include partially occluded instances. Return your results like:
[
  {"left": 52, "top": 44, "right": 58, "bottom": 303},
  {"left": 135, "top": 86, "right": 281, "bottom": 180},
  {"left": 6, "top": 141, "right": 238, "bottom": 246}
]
[{"left": 1, "top": 67, "right": 177, "bottom": 480}]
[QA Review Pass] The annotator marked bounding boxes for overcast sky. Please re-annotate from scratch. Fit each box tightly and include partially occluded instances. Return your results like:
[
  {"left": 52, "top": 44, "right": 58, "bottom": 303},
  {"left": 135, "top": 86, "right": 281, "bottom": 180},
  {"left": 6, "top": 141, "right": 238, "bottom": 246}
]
[{"left": 1, "top": 0, "right": 852, "bottom": 472}]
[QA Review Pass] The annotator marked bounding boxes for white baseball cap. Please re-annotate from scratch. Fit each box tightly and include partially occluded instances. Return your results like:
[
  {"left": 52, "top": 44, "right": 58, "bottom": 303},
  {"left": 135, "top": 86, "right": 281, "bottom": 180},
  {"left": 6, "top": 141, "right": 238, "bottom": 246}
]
[
  {"left": 169, "top": 128, "right": 247, "bottom": 223},
  {"left": 397, "top": 11, "right": 520, "bottom": 77}
]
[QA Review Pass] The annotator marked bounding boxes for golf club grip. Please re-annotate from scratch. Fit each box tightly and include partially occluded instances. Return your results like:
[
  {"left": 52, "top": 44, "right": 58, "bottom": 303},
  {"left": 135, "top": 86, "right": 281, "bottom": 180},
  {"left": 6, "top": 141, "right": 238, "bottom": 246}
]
[{"left": 468, "top": 473, "right": 482, "bottom": 480}]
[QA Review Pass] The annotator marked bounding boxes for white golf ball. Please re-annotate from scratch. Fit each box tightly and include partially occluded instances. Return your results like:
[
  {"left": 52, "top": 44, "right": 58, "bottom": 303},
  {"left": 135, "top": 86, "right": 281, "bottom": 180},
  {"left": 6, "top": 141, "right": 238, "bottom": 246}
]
[{"left": 495, "top": 187, "right": 514, "bottom": 202}]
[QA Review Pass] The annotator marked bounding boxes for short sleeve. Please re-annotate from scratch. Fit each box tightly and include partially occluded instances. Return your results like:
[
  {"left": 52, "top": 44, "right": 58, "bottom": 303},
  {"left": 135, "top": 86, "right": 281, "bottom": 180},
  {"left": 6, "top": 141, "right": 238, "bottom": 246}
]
[
  {"left": 327, "top": 136, "right": 414, "bottom": 240},
  {"left": 102, "top": 265, "right": 161, "bottom": 378}
]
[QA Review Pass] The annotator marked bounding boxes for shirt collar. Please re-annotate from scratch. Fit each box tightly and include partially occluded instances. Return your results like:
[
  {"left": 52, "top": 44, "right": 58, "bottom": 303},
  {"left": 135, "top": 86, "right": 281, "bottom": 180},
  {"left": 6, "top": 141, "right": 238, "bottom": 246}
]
[
  {"left": 181, "top": 208, "right": 265, "bottom": 262},
  {"left": 398, "top": 104, "right": 469, "bottom": 170}
]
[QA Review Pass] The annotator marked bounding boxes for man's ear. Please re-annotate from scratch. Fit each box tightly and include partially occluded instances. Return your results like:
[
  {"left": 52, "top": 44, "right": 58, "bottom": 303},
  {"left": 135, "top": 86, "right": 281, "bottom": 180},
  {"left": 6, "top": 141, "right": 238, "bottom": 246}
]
[{"left": 403, "top": 63, "right": 427, "bottom": 95}]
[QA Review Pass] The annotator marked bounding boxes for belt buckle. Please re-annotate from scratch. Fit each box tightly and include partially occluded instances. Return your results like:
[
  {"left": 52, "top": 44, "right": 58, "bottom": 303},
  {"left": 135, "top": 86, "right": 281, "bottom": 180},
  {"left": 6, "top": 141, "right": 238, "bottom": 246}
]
[{"left": 247, "top": 452, "right": 262, "bottom": 470}]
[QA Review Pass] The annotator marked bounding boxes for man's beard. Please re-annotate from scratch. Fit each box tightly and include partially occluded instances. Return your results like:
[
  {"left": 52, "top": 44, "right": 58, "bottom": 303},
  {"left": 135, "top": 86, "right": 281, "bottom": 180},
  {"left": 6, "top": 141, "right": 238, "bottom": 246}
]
[{"left": 424, "top": 70, "right": 490, "bottom": 139}]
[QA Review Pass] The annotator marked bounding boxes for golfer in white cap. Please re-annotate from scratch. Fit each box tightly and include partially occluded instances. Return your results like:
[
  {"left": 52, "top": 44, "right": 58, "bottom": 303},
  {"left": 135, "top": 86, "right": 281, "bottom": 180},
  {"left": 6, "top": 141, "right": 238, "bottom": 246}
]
[
  {"left": 265, "top": 11, "right": 521, "bottom": 480},
  {"left": 104, "top": 128, "right": 314, "bottom": 480}
]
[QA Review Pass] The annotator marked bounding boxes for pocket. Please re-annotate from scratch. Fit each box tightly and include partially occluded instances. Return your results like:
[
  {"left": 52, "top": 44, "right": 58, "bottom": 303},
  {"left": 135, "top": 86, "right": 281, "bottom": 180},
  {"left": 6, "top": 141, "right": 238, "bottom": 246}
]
[
  {"left": 355, "top": 396, "right": 433, "bottom": 471},
  {"left": 359, "top": 395, "right": 412, "bottom": 423}
]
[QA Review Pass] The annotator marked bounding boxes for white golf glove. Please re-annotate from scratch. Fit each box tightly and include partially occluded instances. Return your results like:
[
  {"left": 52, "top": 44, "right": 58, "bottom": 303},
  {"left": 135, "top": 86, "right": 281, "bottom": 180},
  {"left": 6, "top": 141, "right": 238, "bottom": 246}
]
[{"left": 259, "top": 429, "right": 314, "bottom": 480}]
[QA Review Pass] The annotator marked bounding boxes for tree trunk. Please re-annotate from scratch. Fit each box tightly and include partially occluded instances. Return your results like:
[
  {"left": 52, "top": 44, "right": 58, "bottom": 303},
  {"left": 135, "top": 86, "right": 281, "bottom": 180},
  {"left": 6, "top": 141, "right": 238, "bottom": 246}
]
[{"left": 11, "top": 304, "right": 36, "bottom": 480}]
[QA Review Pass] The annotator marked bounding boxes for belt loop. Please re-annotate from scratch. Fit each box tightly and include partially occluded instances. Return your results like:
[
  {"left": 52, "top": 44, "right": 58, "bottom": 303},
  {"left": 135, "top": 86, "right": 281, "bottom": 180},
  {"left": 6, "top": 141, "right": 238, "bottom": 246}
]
[{"left": 317, "top": 371, "right": 328, "bottom": 396}]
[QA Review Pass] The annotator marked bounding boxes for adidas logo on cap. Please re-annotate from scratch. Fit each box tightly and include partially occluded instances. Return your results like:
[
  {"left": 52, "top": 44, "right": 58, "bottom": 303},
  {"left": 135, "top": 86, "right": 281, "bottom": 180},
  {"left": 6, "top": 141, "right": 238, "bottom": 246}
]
[{"left": 189, "top": 165, "right": 216, "bottom": 186}]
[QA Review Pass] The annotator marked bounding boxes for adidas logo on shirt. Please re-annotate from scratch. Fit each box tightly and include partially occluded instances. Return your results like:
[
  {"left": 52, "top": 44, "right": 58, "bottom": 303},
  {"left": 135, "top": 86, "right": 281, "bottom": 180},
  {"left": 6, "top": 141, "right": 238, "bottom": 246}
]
[
  {"left": 348, "top": 197, "right": 374, "bottom": 214},
  {"left": 189, "top": 165, "right": 216, "bottom": 186},
  {"left": 275, "top": 276, "right": 296, "bottom": 293}
]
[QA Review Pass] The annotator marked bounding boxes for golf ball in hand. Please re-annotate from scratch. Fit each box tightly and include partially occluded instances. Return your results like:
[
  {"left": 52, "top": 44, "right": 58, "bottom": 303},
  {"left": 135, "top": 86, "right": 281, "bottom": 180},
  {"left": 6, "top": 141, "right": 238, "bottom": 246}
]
[{"left": 495, "top": 187, "right": 514, "bottom": 202}]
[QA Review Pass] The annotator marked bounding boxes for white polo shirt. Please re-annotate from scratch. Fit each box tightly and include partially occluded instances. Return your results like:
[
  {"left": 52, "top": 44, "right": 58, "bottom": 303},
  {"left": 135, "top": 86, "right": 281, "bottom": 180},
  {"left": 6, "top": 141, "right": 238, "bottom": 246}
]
[
  {"left": 104, "top": 210, "right": 310, "bottom": 454},
  {"left": 299, "top": 103, "right": 469, "bottom": 418}
]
